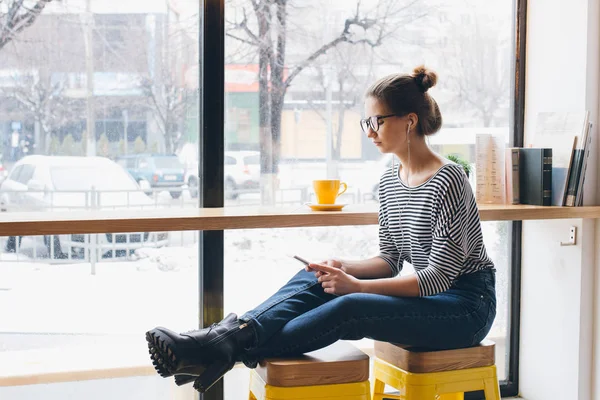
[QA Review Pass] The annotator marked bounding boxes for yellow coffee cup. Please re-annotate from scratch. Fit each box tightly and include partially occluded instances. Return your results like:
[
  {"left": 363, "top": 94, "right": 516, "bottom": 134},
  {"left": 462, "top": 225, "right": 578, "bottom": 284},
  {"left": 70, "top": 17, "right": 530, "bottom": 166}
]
[{"left": 313, "top": 180, "right": 348, "bottom": 204}]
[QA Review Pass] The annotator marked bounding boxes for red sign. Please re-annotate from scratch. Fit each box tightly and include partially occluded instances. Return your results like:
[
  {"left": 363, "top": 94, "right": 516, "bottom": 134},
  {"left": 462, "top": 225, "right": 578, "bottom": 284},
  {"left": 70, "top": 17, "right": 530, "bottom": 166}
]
[{"left": 184, "top": 64, "right": 288, "bottom": 92}]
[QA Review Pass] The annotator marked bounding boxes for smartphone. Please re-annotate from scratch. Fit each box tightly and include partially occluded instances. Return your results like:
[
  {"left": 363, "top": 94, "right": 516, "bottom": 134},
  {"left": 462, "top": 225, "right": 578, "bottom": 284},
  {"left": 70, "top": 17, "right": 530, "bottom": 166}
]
[{"left": 292, "top": 255, "right": 311, "bottom": 266}]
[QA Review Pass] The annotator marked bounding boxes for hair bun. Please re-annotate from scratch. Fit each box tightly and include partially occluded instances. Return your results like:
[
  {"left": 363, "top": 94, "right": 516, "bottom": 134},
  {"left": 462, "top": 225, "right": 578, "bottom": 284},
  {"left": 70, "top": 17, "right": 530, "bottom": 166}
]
[{"left": 412, "top": 65, "right": 437, "bottom": 92}]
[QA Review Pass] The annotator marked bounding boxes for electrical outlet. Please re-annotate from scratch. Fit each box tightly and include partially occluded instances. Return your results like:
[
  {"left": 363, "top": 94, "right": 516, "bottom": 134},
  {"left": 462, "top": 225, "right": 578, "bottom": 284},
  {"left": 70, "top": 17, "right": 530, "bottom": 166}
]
[{"left": 560, "top": 226, "right": 577, "bottom": 246}]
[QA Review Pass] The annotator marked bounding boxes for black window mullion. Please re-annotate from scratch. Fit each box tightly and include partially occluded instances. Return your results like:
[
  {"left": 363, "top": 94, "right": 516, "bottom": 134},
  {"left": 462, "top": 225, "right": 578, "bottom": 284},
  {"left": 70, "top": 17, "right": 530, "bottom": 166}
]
[
  {"left": 503, "top": 0, "right": 527, "bottom": 396},
  {"left": 199, "top": 0, "right": 226, "bottom": 399}
]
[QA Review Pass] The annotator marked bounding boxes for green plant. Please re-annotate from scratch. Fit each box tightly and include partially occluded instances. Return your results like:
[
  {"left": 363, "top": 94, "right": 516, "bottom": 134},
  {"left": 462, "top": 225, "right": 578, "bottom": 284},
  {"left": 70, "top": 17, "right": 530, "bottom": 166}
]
[{"left": 446, "top": 154, "right": 472, "bottom": 177}]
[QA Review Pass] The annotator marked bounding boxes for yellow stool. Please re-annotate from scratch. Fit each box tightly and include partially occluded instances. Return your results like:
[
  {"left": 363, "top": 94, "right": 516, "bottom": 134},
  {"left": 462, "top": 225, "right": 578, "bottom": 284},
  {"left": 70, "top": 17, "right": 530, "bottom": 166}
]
[
  {"left": 248, "top": 341, "right": 371, "bottom": 400},
  {"left": 372, "top": 340, "right": 501, "bottom": 400}
]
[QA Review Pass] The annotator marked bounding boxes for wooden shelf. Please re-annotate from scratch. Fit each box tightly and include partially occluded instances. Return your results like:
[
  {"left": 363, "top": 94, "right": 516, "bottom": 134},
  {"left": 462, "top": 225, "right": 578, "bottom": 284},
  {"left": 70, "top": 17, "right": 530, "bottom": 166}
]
[
  {"left": 0, "top": 204, "right": 598, "bottom": 236},
  {"left": 0, "top": 342, "right": 155, "bottom": 387},
  {"left": 477, "top": 204, "right": 600, "bottom": 221}
]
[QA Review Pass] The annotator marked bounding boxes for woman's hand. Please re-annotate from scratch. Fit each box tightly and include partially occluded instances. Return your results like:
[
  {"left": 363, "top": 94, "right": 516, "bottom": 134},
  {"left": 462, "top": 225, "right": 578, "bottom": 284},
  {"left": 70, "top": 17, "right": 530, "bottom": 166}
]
[
  {"left": 306, "top": 258, "right": 343, "bottom": 278},
  {"left": 309, "top": 263, "right": 362, "bottom": 295}
]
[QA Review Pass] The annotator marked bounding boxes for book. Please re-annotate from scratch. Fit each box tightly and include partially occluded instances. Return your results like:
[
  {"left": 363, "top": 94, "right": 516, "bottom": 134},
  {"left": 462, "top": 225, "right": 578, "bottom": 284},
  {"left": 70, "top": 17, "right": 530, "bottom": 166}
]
[
  {"left": 564, "top": 120, "right": 592, "bottom": 206},
  {"left": 475, "top": 134, "right": 506, "bottom": 204},
  {"left": 532, "top": 111, "right": 588, "bottom": 205},
  {"left": 519, "top": 148, "right": 552, "bottom": 206},
  {"left": 564, "top": 149, "right": 584, "bottom": 206},
  {"left": 504, "top": 148, "right": 519, "bottom": 204},
  {"left": 551, "top": 168, "right": 568, "bottom": 206},
  {"left": 575, "top": 122, "right": 593, "bottom": 206}
]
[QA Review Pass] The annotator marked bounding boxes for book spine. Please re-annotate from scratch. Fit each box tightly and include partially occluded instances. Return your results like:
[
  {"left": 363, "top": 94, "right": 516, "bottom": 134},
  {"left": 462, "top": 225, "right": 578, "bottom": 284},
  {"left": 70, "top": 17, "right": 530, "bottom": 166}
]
[
  {"left": 511, "top": 149, "right": 519, "bottom": 204},
  {"left": 565, "top": 150, "right": 584, "bottom": 206},
  {"left": 505, "top": 148, "right": 520, "bottom": 204},
  {"left": 542, "top": 150, "right": 552, "bottom": 206},
  {"left": 576, "top": 122, "right": 593, "bottom": 206}
]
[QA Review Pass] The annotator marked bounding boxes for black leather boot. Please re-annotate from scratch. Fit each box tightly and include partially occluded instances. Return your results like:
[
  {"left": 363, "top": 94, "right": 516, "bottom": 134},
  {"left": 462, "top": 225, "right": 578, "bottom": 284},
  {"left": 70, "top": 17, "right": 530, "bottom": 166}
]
[
  {"left": 171, "top": 313, "right": 239, "bottom": 387},
  {"left": 145, "top": 313, "right": 254, "bottom": 390},
  {"left": 171, "top": 313, "right": 240, "bottom": 386}
]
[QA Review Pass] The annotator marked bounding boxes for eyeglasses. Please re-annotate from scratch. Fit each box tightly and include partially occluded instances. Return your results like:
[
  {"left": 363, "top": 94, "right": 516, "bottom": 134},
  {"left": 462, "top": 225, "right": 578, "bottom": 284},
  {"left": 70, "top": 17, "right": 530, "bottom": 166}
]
[{"left": 359, "top": 114, "right": 398, "bottom": 133}]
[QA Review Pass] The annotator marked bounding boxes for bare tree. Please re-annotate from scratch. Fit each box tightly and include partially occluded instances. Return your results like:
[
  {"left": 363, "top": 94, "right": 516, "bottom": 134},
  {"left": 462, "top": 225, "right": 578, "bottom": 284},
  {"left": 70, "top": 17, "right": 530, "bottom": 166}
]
[
  {"left": 443, "top": 15, "right": 511, "bottom": 127},
  {"left": 227, "top": 0, "right": 425, "bottom": 203},
  {"left": 3, "top": 72, "right": 79, "bottom": 153},
  {"left": 140, "top": 72, "right": 190, "bottom": 154},
  {"left": 137, "top": 11, "right": 197, "bottom": 154},
  {"left": 307, "top": 43, "right": 376, "bottom": 168},
  {"left": 0, "top": 0, "right": 53, "bottom": 51},
  {"left": 0, "top": 11, "right": 88, "bottom": 155}
]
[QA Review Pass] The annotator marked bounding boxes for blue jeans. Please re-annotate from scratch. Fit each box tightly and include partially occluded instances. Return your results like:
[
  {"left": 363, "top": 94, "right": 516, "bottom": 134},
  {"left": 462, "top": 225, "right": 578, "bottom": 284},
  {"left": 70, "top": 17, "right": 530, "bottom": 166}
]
[{"left": 240, "top": 268, "right": 496, "bottom": 366}]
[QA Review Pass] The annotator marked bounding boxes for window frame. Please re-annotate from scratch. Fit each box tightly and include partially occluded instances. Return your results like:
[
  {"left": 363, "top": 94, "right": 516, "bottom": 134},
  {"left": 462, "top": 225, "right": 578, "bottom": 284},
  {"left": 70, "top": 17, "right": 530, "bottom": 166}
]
[
  {"left": 199, "top": 2, "right": 226, "bottom": 399},
  {"left": 199, "top": 0, "right": 527, "bottom": 399}
]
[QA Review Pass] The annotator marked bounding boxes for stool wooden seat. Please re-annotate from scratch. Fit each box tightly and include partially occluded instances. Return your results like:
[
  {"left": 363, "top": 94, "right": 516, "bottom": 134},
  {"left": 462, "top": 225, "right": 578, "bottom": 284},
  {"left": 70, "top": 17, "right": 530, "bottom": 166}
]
[
  {"left": 375, "top": 339, "right": 495, "bottom": 373},
  {"left": 373, "top": 340, "right": 500, "bottom": 400},
  {"left": 249, "top": 341, "right": 371, "bottom": 400}
]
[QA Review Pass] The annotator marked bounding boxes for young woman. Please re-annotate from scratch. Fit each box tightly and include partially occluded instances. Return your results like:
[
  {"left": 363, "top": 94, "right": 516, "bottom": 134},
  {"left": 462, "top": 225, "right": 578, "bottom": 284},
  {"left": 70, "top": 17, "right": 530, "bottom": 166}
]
[{"left": 145, "top": 66, "right": 497, "bottom": 393}]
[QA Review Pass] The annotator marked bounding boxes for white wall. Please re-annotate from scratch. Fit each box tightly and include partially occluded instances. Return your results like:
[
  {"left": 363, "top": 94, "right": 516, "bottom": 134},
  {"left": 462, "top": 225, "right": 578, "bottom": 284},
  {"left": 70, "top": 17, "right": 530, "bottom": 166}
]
[{"left": 521, "top": 0, "right": 600, "bottom": 399}]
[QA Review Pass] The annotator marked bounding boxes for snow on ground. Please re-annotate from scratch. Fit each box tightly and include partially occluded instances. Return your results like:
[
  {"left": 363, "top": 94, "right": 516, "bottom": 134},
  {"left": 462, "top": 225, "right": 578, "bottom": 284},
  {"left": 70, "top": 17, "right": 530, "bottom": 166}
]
[
  {"left": 0, "top": 223, "right": 508, "bottom": 343},
  {"left": 0, "top": 223, "right": 510, "bottom": 399}
]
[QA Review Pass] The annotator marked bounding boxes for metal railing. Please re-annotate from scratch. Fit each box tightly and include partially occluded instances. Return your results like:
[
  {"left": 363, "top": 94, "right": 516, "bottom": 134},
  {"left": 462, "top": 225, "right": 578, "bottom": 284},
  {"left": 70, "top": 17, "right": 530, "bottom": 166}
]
[{"left": 0, "top": 184, "right": 378, "bottom": 267}]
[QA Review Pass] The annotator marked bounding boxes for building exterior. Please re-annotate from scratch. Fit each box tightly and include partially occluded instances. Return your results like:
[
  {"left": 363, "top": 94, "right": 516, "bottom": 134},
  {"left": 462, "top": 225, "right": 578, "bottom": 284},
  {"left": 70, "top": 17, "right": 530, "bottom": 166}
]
[
  {"left": 0, "top": 0, "right": 510, "bottom": 163},
  {"left": 0, "top": 0, "right": 199, "bottom": 161}
]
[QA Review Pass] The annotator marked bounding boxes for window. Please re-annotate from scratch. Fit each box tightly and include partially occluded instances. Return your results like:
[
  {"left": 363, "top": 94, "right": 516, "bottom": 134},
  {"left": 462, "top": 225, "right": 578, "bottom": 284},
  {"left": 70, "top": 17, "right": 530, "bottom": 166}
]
[
  {"left": 138, "top": 157, "right": 150, "bottom": 168},
  {"left": 0, "top": 0, "right": 201, "bottom": 398},
  {"left": 223, "top": 1, "right": 513, "bottom": 206},
  {"left": 17, "top": 165, "right": 34, "bottom": 185},
  {"left": 243, "top": 155, "right": 260, "bottom": 165},
  {"left": 0, "top": 0, "right": 523, "bottom": 399},
  {"left": 8, "top": 165, "right": 23, "bottom": 182},
  {"left": 223, "top": 0, "right": 517, "bottom": 397},
  {"left": 152, "top": 156, "right": 184, "bottom": 169}
]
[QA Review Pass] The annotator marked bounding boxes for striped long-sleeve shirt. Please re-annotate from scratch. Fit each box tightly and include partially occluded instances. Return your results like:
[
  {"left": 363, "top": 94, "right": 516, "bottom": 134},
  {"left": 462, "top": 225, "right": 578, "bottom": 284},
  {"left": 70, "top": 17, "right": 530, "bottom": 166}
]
[{"left": 377, "top": 163, "right": 495, "bottom": 297}]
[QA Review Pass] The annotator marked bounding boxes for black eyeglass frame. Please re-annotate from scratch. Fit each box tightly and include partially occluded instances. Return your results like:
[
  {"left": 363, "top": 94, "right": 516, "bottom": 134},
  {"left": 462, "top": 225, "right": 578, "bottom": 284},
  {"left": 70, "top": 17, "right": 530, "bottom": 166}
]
[{"left": 359, "top": 113, "right": 402, "bottom": 133}]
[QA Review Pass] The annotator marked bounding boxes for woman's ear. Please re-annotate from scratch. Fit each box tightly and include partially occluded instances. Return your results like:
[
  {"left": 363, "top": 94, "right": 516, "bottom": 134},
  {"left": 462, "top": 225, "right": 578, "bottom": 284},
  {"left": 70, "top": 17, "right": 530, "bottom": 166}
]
[{"left": 407, "top": 113, "right": 418, "bottom": 131}]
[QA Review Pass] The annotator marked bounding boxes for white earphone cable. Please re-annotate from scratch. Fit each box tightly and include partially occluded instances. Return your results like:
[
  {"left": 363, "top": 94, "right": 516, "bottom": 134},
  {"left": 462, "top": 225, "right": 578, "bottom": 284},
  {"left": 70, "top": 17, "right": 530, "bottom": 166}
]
[{"left": 392, "top": 123, "right": 412, "bottom": 274}]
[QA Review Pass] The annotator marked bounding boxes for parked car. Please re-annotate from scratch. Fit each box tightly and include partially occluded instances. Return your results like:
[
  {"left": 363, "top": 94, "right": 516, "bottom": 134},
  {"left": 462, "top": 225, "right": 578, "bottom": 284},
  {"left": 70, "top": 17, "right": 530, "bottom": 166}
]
[
  {"left": 186, "top": 150, "right": 260, "bottom": 199},
  {"left": 0, "top": 155, "right": 169, "bottom": 259},
  {"left": 116, "top": 154, "right": 186, "bottom": 199}
]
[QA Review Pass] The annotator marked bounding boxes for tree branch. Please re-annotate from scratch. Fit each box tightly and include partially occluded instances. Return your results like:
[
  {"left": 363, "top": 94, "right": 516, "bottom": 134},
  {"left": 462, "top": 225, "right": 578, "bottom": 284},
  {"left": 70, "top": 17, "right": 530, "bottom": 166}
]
[
  {"left": 284, "top": 2, "right": 387, "bottom": 88},
  {"left": 284, "top": 35, "right": 347, "bottom": 88},
  {"left": 141, "top": 79, "right": 167, "bottom": 130},
  {"left": 226, "top": 32, "right": 258, "bottom": 47},
  {"left": 0, "top": 0, "right": 52, "bottom": 51},
  {"left": 1, "top": 0, "right": 25, "bottom": 41},
  {"left": 226, "top": 6, "right": 260, "bottom": 46}
]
